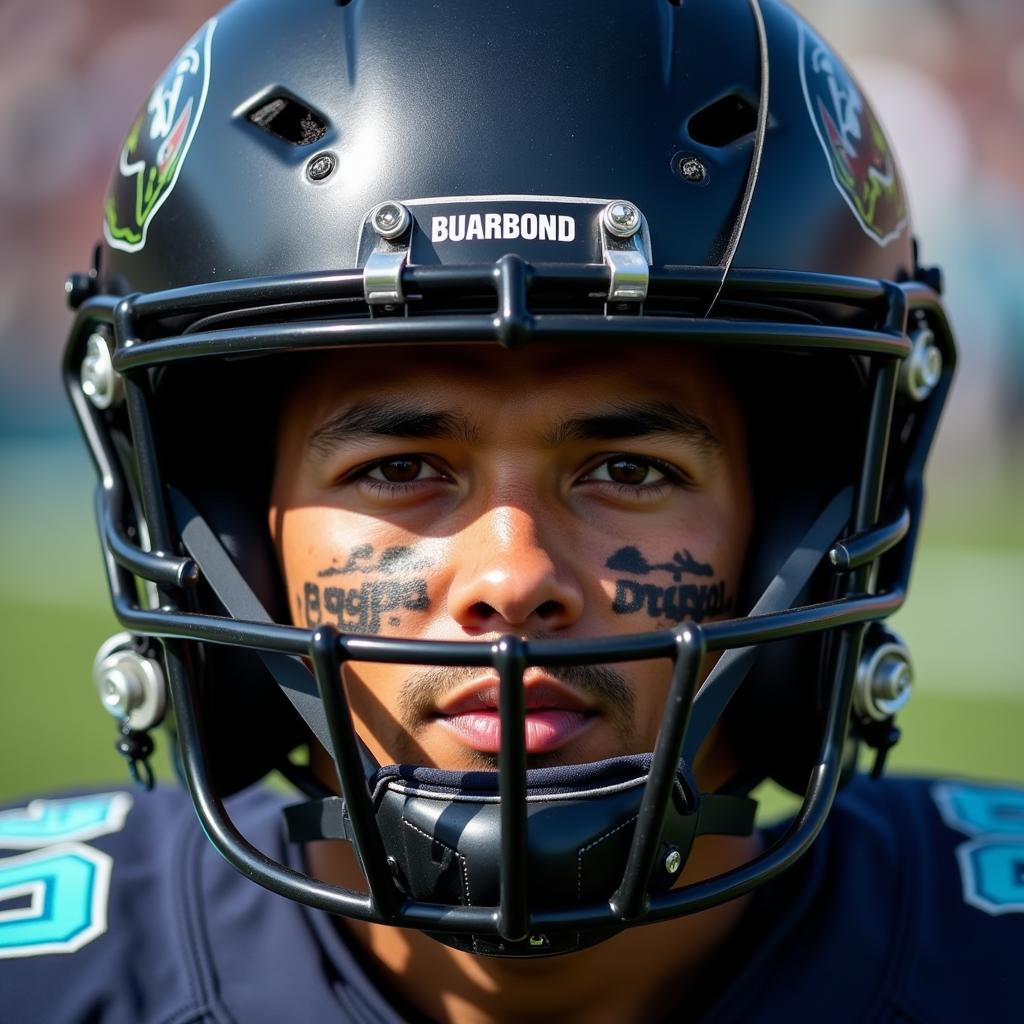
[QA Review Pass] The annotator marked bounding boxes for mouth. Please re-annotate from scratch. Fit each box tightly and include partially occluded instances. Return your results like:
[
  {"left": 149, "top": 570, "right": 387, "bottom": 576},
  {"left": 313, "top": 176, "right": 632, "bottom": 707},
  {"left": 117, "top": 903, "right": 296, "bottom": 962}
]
[{"left": 431, "top": 675, "right": 599, "bottom": 755}]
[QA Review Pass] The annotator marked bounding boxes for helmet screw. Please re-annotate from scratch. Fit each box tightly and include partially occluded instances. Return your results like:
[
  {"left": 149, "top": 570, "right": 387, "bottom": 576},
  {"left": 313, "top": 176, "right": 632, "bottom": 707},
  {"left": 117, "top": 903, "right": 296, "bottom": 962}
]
[
  {"left": 306, "top": 152, "right": 336, "bottom": 182},
  {"left": 678, "top": 156, "right": 707, "bottom": 183},
  {"left": 602, "top": 200, "right": 642, "bottom": 239},
  {"left": 370, "top": 200, "right": 411, "bottom": 240},
  {"left": 528, "top": 934, "right": 548, "bottom": 947},
  {"left": 664, "top": 847, "right": 682, "bottom": 876},
  {"left": 81, "top": 331, "right": 123, "bottom": 410},
  {"left": 899, "top": 327, "right": 943, "bottom": 401},
  {"left": 873, "top": 654, "right": 912, "bottom": 704},
  {"left": 65, "top": 272, "right": 94, "bottom": 309},
  {"left": 100, "top": 667, "right": 143, "bottom": 718}
]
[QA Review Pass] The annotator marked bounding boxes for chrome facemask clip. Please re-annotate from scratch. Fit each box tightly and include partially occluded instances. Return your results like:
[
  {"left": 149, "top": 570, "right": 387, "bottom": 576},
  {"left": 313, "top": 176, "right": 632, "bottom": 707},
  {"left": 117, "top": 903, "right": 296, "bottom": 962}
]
[
  {"left": 362, "top": 200, "right": 414, "bottom": 312},
  {"left": 599, "top": 200, "right": 652, "bottom": 312}
]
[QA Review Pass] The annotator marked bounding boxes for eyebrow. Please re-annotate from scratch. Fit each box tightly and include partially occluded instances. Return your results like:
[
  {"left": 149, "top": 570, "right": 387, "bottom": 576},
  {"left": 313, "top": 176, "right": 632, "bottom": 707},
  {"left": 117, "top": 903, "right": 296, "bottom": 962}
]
[
  {"left": 306, "top": 398, "right": 721, "bottom": 458},
  {"left": 544, "top": 400, "right": 721, "bottom": 452},
  {"left": 307, "top": 401, "right": 480, "bottom": 457}
]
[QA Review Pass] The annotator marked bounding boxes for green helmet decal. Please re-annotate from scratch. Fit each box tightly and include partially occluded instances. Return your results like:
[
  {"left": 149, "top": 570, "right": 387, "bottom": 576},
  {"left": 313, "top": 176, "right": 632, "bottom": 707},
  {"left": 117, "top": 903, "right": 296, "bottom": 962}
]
[
  {"left": 104, "top": 18, "right": 217, "bottom": 254},
  {"left": 798, "top": 22, "right": 908, "bottom": 247}
]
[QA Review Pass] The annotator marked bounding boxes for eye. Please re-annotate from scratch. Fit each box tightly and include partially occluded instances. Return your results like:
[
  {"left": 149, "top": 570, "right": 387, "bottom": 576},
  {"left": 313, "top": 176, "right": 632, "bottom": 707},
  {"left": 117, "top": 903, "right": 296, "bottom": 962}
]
[
  {"left": 365, "top": 456, "right": 443, "bottom": 484},
  {"left": 584, "top": 456, "right": 669, "bottom": 487}
]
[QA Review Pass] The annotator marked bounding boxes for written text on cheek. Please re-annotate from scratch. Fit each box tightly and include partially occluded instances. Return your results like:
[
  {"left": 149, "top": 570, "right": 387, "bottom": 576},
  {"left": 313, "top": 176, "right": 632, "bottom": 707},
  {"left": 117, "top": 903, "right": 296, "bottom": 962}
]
[
  {"left": 611, "top": 578, "right": 732, "bottom": 623},
  {"left": 303, "top": 579, "right": 430, "bottom": 635},
  {"left": 604, "top": 545, "right": 732, "bottom": 623}
]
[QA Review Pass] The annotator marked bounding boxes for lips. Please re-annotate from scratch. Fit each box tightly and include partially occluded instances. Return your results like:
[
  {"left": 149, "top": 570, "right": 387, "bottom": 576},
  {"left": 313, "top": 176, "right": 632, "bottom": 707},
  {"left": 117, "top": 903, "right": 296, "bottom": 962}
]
[{"left": 432, "top": 677, "right": 598, "bottom": 755}]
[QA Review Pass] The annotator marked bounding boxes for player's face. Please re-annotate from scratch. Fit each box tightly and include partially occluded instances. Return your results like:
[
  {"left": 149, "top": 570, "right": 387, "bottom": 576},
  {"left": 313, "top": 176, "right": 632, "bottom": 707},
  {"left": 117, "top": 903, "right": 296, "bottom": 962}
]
[{"left": 269, "top": 343, "right": 752, "bottom": 773}]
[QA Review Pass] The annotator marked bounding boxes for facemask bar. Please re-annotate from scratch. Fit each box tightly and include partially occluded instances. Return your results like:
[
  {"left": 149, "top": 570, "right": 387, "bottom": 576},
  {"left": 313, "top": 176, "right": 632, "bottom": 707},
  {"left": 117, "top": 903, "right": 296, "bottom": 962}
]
[{"left": 62, "top": 258, "right": 955, "bottom": 944}]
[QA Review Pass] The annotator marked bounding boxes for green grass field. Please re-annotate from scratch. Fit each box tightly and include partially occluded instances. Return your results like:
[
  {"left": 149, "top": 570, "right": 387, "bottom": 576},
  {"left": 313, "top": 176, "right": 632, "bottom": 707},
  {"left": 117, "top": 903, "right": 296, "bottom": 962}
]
[{"left": 1, "top": 439, "right": 1021, "bottom": 805}]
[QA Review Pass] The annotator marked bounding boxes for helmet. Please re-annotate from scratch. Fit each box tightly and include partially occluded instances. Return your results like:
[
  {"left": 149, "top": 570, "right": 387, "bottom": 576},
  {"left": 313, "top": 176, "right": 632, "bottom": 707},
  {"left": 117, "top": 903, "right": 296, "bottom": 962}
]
[{"left": 66, "top": 0, "right": 955, "bottom": 957}]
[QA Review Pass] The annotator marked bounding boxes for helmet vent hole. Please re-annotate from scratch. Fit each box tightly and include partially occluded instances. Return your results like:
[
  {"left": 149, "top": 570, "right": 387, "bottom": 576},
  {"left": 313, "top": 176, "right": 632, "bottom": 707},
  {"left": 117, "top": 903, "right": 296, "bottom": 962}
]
[
  {"left": 245, "top": 94, "right": 328, "bottom": 146},
  {"left": 687, "top": 93, "right": 758, "bottom": 148}
]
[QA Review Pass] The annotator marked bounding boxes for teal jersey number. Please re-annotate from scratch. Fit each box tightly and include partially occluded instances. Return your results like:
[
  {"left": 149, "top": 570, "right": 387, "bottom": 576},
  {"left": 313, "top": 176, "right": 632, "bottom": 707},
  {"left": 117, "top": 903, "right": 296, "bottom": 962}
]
[
  {"left": 0, "top": 793, "right": 132, "bottom": 849},
  {"left": 0, "top": 845, "right": 113, "bottom": 958},
  {"left": 0, "top": 793, "right": 130, "bottom": 958},
  {"left": 933, "top": 783, "right": 1024, "bottom": 916}
]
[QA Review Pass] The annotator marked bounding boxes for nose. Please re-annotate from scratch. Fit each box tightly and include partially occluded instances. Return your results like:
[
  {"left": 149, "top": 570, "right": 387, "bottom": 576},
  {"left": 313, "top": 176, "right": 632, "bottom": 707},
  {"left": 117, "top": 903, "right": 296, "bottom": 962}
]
[{"left": 447, "top": 505, "right": 584, "bottom": 633}]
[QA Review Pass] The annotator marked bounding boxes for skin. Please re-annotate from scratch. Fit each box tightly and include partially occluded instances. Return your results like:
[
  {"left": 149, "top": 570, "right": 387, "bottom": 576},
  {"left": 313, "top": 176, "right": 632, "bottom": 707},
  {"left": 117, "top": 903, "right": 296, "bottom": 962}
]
[{"left": 269, "top": 341, "right": 757, "bottom": 1024}]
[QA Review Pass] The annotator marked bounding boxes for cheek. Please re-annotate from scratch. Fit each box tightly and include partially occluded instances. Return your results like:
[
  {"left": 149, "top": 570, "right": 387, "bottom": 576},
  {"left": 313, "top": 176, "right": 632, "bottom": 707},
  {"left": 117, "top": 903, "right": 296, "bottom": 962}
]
[
  {"left": 594, "top": 503, "right": 748, "bottom": 628},
  {"left": 274, "top": 504, "right": 393, "bottom": 607},
  {"left": 274, "top": 506, "right": 443, "bottom": 636}
]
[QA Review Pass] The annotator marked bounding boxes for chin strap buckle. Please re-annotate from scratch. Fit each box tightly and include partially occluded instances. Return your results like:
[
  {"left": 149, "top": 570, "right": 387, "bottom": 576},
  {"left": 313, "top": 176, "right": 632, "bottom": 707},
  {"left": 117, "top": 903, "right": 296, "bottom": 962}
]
[{"left": 116, "top": 721, "right": 156, "bottom": 790}]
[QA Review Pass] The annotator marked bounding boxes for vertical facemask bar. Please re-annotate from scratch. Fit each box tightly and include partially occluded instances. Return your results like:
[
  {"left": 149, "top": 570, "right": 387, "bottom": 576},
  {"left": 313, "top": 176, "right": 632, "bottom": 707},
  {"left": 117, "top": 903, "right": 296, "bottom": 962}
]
[
  {"left": 494, "top": 636, "right": 529, "bottom": 943},
  {"left": 852, "top": 360, "right": 900, "bottom": 571},
  {"left": 802, "top": 356, "right": 899, "bottom": 802},
  {"left": 309, "top": 625, "right": 400, "bottom": 918},
  {"left": 62, "top": 310, "right": 154, "bottom": 612},
  {"left": 612, "top": 628, "right": 704, "bottom": 921},
  {"left": 113, "top": 299, "right": 172, "bottom": 554},
  {"left": 828, "top": 353, "right": 900, "bottom": 742}
]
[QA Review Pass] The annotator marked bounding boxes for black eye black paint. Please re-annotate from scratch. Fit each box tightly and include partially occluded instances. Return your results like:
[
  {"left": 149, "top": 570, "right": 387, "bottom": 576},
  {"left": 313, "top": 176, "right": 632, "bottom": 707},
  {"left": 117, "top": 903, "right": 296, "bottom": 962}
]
[
  {"left": 302, "top": 544, "right": 431, "bottom": 634},
  {"left": 605, "top": 545, "right": 713, "bottom": 580},
  {"left": 606, "top": 546, "right": 732, "bottom": 623}
]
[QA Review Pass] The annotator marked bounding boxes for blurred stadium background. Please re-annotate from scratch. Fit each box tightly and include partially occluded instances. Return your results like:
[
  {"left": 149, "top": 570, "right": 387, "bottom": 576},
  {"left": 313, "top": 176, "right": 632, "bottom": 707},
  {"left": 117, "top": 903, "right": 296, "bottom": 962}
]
[{"left": 1, "top": 0, "right": 1021, "bottom": 802}]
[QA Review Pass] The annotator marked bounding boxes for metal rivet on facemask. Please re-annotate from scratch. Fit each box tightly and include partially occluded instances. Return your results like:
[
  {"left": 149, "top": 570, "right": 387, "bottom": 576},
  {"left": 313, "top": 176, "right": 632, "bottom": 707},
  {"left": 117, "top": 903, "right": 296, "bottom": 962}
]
[
  {"left": 81, "top": 331, "right": 123, "bottom": 409},
  {"left": 899, "top": 327, "right": 943, "bottom": 402},
  {"left": 664, "top": 847, "right": 682, "bottom": 875},
  {"left": 370, "top": 200, "right": 411, "bottom": 240},
  {"left": 93, "top": 642, "right": 166, "bottom": 733},
  {"left": 306, "top": 152, "right": 337, "bottom": 182},
  {"left": 100, "top": 667, "right": 143, "bottom": 717},
  {"left": 854, "top": 637, "right": 913, "bottom": 722},
  {"left": 678, "top": 156, "right": 708, "bottom": 183},
  {"left": 602, "top": 200, "right": 642, "bottom": 238},
  {"left": 528, "top": 934, "right": 548, "bottom": 947},
  {"left": 874, "top": 654, "right": 912, "bottom": 703}
]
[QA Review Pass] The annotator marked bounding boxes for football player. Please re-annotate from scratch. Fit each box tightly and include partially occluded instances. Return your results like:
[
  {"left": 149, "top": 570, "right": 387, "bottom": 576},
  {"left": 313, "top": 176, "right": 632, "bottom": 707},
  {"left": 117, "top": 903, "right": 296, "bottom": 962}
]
[{"left": 2, "top": 1, "right": 1022, "bottom": 1021}]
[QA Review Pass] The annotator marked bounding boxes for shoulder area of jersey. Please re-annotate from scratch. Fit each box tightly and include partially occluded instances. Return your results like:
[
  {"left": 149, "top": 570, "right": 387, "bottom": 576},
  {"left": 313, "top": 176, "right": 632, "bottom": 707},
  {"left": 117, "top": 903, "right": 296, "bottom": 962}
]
[
  {"left": 0, "top": 785, "right": 286, "bottom": 964},
  {"left": 730, "top": 775, "right": 1024, "bottom": 1024}
]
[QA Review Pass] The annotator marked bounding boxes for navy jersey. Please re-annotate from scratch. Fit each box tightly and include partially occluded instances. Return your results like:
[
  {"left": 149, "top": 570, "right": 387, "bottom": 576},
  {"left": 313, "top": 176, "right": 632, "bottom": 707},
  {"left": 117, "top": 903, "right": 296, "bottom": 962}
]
[{"left": 0, "top": 775, "right": 1021, "bottom": 1023}]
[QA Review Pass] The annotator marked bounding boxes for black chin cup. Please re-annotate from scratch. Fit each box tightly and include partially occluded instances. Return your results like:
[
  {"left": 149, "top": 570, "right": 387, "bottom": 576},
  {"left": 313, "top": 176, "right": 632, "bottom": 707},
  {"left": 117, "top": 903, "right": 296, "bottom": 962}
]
[{"left": 285, "top": 755, "right": 756, "bottom": 956}]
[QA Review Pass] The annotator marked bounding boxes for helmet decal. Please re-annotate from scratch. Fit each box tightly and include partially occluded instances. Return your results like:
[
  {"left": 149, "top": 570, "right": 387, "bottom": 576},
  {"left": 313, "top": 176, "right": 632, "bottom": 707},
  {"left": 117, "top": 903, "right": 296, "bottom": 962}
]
[
  {"left": 103, "top": 18, "right": 217, "bottom": 254},
  {"left": 798, "top": 22, "right": 908, "bottom": 247}
]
